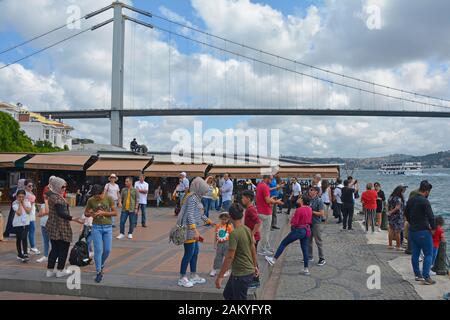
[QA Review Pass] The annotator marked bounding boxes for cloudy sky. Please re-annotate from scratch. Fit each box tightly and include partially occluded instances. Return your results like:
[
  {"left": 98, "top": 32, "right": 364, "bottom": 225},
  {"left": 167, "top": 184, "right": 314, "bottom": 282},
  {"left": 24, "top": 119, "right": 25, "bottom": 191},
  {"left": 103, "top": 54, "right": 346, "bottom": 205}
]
[{"left": 1, "top": 0, "right": 450, "bottom": 158}]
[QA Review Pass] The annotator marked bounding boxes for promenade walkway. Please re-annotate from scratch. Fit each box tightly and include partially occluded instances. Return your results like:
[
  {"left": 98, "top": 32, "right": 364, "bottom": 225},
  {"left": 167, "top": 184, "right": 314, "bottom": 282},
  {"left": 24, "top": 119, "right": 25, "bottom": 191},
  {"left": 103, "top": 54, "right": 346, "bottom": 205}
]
[
  {"left": 0, "top": 206, "right": 285, "bottom": 300},
  {"left": 265, "top": 213, "right": 423, "bottom": 300}
]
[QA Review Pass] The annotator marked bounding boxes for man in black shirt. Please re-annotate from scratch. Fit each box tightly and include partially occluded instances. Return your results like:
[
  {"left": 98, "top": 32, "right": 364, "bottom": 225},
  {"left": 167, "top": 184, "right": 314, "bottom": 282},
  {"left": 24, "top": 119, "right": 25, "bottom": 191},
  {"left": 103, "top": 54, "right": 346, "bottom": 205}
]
[
  {"left": 341, "top": 180, "right": 355, "bottom": 230},
  {"left": 404, "top": 180, "right": 436, "bottom": 285},
  {"left": 374, "top": 182, "right": 385, "bottom": 232}
]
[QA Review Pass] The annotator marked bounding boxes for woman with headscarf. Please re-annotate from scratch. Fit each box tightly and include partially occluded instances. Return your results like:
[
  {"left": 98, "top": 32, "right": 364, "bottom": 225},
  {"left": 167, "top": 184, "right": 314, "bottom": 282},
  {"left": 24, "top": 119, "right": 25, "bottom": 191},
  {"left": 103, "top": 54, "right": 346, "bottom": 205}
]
[
  {"left": 45, "top": 177, "right": 83, "bottom": 278},
  {"left": 3, "top": 179, "right": 26, "bottom": 238},
  {"left": 178, "top": 177, "right": 213, "bottom": 288}
]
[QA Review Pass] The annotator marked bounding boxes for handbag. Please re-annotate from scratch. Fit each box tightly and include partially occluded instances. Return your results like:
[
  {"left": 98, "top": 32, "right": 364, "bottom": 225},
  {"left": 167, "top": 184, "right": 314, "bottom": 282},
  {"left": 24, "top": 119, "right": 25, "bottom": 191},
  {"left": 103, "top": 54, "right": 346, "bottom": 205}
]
[{"left": 169, "top": 194, "right": 191, "bottom": 246}]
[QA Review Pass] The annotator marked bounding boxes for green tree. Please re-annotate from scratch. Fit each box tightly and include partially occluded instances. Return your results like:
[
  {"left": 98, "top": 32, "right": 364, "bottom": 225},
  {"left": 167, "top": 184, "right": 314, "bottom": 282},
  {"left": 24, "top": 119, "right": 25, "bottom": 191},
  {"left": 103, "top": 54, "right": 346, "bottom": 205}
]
[{"left": 0, "top": 112, "right": 35, "bottom": 152}]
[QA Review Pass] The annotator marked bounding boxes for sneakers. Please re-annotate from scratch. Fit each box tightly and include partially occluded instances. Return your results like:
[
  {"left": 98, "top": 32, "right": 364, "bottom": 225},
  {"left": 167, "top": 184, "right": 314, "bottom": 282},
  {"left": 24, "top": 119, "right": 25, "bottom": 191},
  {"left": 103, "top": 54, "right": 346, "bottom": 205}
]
[
  {"left": 95, "top": 272, "right": 103, "bottom": 283},
  {"left": 415, "top": 276, "right": 425, "bottom": 281},
  {"left": 258, "top": 250, "right": 273, "bottom": 256},
  {"left": 17, "top": 255, "right": 28, "bottom": 263},
  {"left": 224, "top": 270, "right": 231, "bottom": 277},
  {"left": 46, "top": 270, "right": 56, "bottom": 278},
  {"left": 30, "top": 248, "right": 40, "bottom": 255},
  {"left": 302, "top": 257, "right": 314, "bottom": 263},
  {"left": 303, "top": 268, "right": 310, "bottom": 275},
  {"left": 209, "top": 269, "right": 217, "bottom": 277},
  {"left": 56, "top": 270, "right": 70, "bottom": 278},
  {"left": 265, "top": 256, "right": 276, "bottom": 266},
  {"left": 377, "top": 227, "right": 382, "bottom": 232},
  {"left": 36, "top": 256, "right": 48, "bottom": 263},
  {"left": 128, "top": 234, "right": 133, "bottom": 239},
  {"left": 116, "top": 234, "right": 125, "bottom": 240},
  {"left": 190, "top": 274, "right": 206, "bottom": 285},
  {"left": 429, "top": 270, "right": 437, "bottom": 276},
  {"left": 317, "top": 258, "right": 326, "bottom": 266},
  {"left": 423, "top": 277, "right": 436, "bottom": 285},
  {"left": 178, "top": 277, "right": 194, "bottom": 288}
]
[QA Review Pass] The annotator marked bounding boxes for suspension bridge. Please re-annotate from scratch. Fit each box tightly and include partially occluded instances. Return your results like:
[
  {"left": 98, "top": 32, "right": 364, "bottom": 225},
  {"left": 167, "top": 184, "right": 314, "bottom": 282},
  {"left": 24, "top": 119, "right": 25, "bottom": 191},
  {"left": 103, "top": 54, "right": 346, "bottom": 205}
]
[{"left": 1, "top": 1, "right": 450, "bottom": 147}]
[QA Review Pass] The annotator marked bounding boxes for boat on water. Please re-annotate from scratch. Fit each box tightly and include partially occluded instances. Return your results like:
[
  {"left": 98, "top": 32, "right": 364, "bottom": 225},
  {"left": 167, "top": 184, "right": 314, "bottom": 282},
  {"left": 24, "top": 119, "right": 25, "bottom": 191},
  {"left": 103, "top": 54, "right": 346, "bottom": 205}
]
[{"left": 378, "top": 162, "right": 423, "bottom": 175}]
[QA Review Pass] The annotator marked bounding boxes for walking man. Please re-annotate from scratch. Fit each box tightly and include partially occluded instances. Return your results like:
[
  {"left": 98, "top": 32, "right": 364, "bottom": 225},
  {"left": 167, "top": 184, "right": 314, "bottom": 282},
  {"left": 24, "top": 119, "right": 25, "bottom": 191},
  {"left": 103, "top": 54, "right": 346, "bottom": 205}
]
[
  {"left": 221, "top": 173, "right": 233, "bottom": 212},
  {"left": 215, "top": 204, "right": 259, "bottom": 300},
  {"left": 134, "top": 174, "right": 149, "bottom": 228},
  {"left": 308, "top": 187, "right": 326, "bottom": 266},
  {"left": 404, "top": 180, "right": 436, "bottom": 285},
  {"left": 117, "top": 177, "right": 139, "bottom": 240}
]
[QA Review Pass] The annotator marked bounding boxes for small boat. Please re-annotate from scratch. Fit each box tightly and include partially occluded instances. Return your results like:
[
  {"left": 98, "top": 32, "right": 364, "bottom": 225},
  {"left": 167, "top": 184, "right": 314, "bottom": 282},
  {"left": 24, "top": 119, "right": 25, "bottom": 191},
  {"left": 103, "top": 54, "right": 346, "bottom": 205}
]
[{"left": 378, "top": 162, "right": 423, "bottom": 175}]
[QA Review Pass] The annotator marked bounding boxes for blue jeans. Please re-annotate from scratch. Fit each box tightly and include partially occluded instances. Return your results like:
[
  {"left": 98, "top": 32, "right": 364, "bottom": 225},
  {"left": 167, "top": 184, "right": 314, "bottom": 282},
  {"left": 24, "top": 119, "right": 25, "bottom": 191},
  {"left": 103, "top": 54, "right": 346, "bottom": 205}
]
[
  {"left": 120, "top": 211, "right": 136, "bottom": 235},
  {"left": 222, "top": 200, "right": 232, "bottom": 212},
  {"left": 274, "top": 227, "right": 309, "bottom": 268},
  {"left": 202, "top": 198, "right": 213, "bottom": 218},
  {"left": 28, "top": 220, "right": 36, "bottom": 248},
  {"left": 217, "top": 195, "right": 223, "bottom": 210},
  {"left": 92, "top": 224, "right": 113, "bottom": 273},
  {"left": 432, "top": 247, "right": 439, "bottom": 266},
  {"left": 180, "top": 242, "right": 199, "bottom": 276},
  {"left": 410, "top": 230, "right": 433, "bottom": 279},
  {"left": 138, "top": 204, "right": 147, "bottom": 226},
  {"left": 40, "top": 226, "right": 50, "bottom": 257}
]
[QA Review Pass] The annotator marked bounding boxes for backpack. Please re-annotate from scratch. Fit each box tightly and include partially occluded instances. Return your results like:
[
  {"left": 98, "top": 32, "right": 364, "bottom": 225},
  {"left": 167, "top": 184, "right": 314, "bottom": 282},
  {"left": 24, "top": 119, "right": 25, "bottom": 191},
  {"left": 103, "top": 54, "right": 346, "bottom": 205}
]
[
  {"left": 69, "top": 232, "right": 91, "bottom": 267},
  {"left": 169, "top": 194, "right": 191, "bottom": 246}
]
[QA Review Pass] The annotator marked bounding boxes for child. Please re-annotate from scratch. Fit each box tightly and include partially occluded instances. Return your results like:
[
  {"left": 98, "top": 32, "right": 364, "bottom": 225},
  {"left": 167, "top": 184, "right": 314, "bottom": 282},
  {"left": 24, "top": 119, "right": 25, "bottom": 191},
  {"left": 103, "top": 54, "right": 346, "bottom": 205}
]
[
  {"left": 80, "top": 212, "right": 94, "bottom": 258},
  {"left": 265, "top": 195, "right": 312, "bottom": 275},
  {"left": 242, "top": 190, "right": 262, "bottom": 288},
  {"left": 36, "top": 195, "right": 50, "bottom": 263},
  {"left": 209, "top": 213, "right": 233, "bottom": 277},
  {"left": 432, "top": 216, "right": 445, "bottom": 268},
  {"left": 12, "top": 190, "right": 31, "bottom": 262}
]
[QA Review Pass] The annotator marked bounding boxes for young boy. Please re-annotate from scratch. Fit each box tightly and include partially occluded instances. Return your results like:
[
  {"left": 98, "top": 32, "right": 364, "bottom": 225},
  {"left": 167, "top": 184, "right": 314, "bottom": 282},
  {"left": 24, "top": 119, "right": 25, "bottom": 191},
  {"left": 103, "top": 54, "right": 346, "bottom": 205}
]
[
  {"left": 12, "top": 190, "right": 32, "bottom": 262},
  {"left": 242, "top": 190, "right": 262, "bottom": 288},
  {"left": 210, "top": 213, "right": 233, "bottom": 277},
  {"left": 432, "top": 216, "right": 445, "bottom": 269}
]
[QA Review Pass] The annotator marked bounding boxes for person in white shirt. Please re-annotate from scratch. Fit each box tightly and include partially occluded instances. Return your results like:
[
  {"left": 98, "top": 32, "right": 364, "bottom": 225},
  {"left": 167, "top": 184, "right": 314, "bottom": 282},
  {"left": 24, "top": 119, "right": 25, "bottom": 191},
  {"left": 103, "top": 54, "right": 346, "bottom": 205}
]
[
  {"left": 12, "top": 190, "right": 32, "bottom": 262},
  {"left": 333, "top": 179, "right": 344, "bottom": 223},
  {"left": 104, "top": 174, "right": 121, "bottom": 227},
  {"left": 221, "top": 173, "right": 234, "bottom": 211},
  {"left": 312, "top": 174, "right": 322, "bottom": 195},
  {"left": 134, "top": 174, "right": 149, "bottom": 227},
  {"left": 321, "top": 180, "right": 332, "bottom": 222},
  {"left": 24, "top": 180, "right": 40, "bottom": 254},
  {"left": 287, "top": 178, "right": 302, "bottom": 215}
]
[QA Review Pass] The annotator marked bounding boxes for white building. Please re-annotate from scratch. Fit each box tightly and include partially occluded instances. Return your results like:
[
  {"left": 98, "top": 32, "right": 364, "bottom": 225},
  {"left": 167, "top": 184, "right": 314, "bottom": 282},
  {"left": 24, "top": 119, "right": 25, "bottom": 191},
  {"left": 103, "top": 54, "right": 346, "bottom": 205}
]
[{"left": 0, "top": 102, "right": 74, "bottom": 150}]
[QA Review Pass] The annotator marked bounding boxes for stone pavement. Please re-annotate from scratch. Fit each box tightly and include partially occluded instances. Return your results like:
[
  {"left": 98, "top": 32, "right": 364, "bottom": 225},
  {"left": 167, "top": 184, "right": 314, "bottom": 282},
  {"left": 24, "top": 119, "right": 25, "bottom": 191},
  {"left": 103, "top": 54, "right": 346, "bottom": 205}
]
[
  {"left": 0, "top": 205, "right": 286, "bottom": 300},
  {"left": 266, "top": 213, "right": 422, "bottom": 300}
]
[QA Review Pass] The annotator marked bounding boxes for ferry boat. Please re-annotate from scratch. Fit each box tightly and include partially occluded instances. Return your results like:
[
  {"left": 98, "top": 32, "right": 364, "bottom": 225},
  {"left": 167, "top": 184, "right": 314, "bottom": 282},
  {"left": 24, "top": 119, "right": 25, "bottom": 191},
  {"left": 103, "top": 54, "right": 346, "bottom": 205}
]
[{"left": 378, "top": 162, "right": 423, "bottom": 175}]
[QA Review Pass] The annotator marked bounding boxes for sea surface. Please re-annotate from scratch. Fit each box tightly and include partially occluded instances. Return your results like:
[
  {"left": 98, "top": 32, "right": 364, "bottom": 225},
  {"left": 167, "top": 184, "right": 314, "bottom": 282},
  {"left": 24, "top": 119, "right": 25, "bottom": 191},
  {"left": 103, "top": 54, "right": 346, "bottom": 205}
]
[{"left": 352, "top": 168, "right": 450, "bottom": 253}]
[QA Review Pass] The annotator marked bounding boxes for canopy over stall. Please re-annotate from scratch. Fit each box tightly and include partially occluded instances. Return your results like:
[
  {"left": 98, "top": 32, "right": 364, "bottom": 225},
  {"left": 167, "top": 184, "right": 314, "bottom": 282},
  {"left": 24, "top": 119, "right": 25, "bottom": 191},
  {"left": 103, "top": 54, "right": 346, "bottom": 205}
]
[
  {"left": 24, "top": 154, "right": 92, "bottom": 171},
  {"left": 144, "top": 163, "right": 209, "bottom": 177}
]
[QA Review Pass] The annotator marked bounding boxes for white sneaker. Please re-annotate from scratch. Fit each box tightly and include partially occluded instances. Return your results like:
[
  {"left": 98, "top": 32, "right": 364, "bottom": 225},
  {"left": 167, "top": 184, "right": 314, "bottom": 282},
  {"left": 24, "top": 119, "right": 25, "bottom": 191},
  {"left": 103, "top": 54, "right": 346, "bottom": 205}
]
[
  {"left": 224, "top": 270, "right": 231, "bottom": 277},
  {"left": 377, "top": 227, "right": 382, "bottom": 232},
  {"left": 46, "top": 270, "right": 56, "bottom": 278},
  {"left": 30, "top": 248, "right": 40, "bottom": 255},
  {"left": 127, "top": 234, "right": 133, "bottom": 239},
  {"left": 265, "top": 256, "right": 276, "bottom": 266},
  {"left": 56, "top": 270, "right": 70, "bottom": 278},
  {"left": 429, "top": 271, "right": 437, "bottom": 276},
  {"left": 37, "top": 256, "right": 48, "bottom": 263},
  {"left": 257, "top": 250, "right": 269, "bottom": 256},
  {"left": 116, "top": 234, "right": 125, "bottom": 240},
  {"left": 209, "top": 269, "right": 217, "bottom": 277},
  {"left": 303, "top": 268, "right": 310, "bottom": 275},
  {"left": 178, "top": 277, "right": 194, "bottom": 288},
  {"left": 190, "top": 274, "right": 206, "bottom": 285}
]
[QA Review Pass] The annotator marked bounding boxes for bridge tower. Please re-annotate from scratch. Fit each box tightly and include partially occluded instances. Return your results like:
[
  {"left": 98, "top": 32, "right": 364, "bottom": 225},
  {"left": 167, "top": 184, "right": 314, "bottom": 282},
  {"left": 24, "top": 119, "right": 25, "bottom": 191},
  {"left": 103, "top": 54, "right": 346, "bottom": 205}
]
[{"left": 110, "top": 1, "right": 125, "bottom": 147}]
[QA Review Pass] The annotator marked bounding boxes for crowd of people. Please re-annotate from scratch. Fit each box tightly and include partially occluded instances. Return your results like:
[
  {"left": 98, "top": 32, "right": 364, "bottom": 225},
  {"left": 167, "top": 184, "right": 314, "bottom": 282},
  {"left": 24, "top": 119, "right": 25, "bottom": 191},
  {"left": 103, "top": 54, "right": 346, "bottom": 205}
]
[{"left": 1, "top": 170, "right": 447, "bottom": 299}]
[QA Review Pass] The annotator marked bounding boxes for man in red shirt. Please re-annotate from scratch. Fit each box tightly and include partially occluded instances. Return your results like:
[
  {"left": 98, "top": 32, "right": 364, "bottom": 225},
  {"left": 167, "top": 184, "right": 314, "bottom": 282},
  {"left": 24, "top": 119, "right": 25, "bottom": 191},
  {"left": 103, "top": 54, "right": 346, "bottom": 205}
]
[
  {"left": 361, "top": 183, "right": 378, "bottom": 233},
  {"left": 256, "top": 175, "right": 283, "bottom": 256}
]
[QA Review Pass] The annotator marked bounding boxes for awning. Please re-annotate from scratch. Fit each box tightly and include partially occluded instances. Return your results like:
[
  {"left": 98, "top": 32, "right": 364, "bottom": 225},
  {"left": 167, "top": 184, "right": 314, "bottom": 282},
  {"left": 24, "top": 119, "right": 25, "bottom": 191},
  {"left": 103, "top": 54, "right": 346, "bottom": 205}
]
[
  {"left": 144, "top": 163, "right": 209, "bottom": 177},
  {"left": 208, "top": 166, "right": 271, "bottom": 179},
  {"left": 86, "top": 159, "right": 151, "bottom": 176},
  {"left": 276, "top": 166, "right": 340, "bottom": 179},
  {"left": 24, "top": 154, "right": 92, "bottom": 171},
  {"left": 0, "top": 153, "right": 29, "bottom": 168}
]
